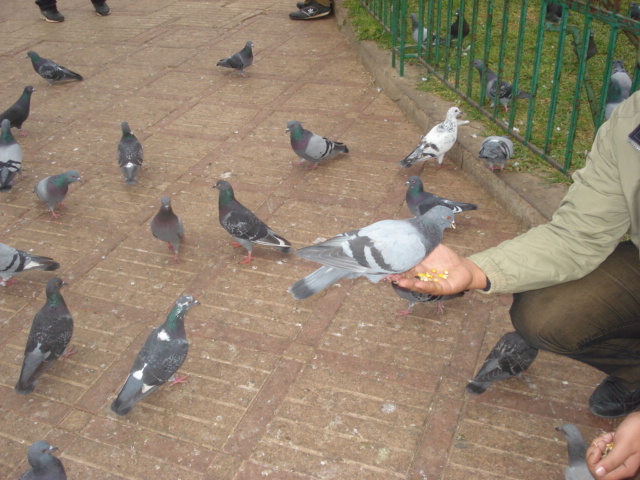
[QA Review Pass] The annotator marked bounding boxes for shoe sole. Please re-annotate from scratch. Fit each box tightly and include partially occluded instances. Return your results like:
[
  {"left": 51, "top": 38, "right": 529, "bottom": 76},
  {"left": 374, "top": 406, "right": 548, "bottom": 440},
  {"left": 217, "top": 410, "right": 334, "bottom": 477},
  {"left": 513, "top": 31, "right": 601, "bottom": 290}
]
[
  {"left": 40, "top": 12, "right": 64, "bottom": 22},
  {"left": 289, "top": 10, "right": 332, "bottom": 19},
  {"left": 96, "top": 10, "right": 111, "bottom": 16}
]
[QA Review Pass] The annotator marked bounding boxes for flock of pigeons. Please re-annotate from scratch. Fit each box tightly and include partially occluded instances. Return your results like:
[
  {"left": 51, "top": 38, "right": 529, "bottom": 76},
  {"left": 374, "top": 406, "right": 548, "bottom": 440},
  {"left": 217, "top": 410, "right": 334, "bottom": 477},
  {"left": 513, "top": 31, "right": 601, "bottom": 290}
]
[{"left": 0, "top": 29, "right": 595, "bottom": 480}]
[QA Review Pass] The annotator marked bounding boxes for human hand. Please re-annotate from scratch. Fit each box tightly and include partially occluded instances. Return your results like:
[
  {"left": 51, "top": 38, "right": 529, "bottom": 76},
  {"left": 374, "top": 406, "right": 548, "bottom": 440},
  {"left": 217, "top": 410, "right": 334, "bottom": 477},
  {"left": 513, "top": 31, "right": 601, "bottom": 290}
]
[
  {"left": 393, "top": 244, "right": 487, "bottom": 296},
  {"left": 587, "top": 412, "right": 640, "bottom": 479}
]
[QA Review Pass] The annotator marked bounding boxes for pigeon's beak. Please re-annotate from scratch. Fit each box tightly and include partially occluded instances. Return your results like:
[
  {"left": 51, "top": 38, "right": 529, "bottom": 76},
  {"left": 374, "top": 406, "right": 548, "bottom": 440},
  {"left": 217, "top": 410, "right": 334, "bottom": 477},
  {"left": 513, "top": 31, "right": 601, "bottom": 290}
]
[
  {"left": 61, "top": 281, "right": 68, "bottom": 287},
  {"left": 451, "top": 220, "right": 456, "bottom": 229},
  {"left": 405, "top": 180, "right": 410, "bottom": 186},
  {"left": 49, "top": 446, "right": 59, "bottom": 452},
  {"left": 194, "top": 299, "right": 200, "bottom": 305},
  {"left": 285, "top": 128, "right": 290, "bottom": 134}
]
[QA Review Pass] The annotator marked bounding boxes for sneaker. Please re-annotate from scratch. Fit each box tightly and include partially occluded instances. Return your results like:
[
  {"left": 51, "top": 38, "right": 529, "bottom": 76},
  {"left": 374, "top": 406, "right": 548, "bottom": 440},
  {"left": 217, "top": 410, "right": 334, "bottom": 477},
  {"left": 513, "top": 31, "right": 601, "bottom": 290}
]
[
  {"left": 589, "top": 376, "right": 640, "bottom": 418},
  {"left": 289, "top": 1, "right": 331, "bottom": 19},
  {"left": 40, "top": 8, "right": 65, "bottom": 22},
  {"left": 93, "top": 2, "right": 111, "bottom": 16},
  {"left": 296, "top": 2, "right": 305, "bottom": 8}
]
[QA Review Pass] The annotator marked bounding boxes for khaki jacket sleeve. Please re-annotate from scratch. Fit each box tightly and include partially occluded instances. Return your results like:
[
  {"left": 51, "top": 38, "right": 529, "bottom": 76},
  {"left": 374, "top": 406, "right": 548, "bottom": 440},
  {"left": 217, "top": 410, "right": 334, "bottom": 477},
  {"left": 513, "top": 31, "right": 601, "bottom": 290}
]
[{"left": 468, "top": 107, "right": 631, "bottom": 294}]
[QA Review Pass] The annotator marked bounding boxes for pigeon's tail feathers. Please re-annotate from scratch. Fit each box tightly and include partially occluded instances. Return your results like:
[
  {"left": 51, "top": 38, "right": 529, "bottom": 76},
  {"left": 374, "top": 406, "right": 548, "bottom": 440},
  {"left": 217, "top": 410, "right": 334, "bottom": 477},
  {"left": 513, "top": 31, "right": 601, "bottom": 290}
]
[
  {"left": 27, "top": 255, "right": 60, "bottom": 272},
  {"left": 111, "top": 396, "right": 134, "bottom": 416},
  {"left": 111, "top": 374, "right": 152, "bottom": 416},
  {"left": 335, "top": 142, "right": 349, "bottom": 154},
  {"left": 278, "top": 245, "right": 293, "bottom": 254},
  {"left": 0, "top": 171, "right": 17, "bottom": 191},
  {"left": 399, "top": 148, "right": 435, "bottom": 168},
  {"left": 516, "top": 90, "right": 531, "bottom": 99},
  {"left": 465, "top": 381, "right": 490, "bottom": 395},
  {"left": 289, "top": 265, "right": 348, "bottom": 300},
  {"left": 121, "top": 164, "right": 140, "bottom": 184},
  {"left": 14, "top": 378, "right": 36, "bottom": 395}
]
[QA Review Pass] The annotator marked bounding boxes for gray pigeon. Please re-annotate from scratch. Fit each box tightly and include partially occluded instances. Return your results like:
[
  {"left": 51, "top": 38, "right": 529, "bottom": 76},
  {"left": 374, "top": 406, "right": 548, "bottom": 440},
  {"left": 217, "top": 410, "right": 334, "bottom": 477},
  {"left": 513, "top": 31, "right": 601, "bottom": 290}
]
[
  {"left": 572, "top": 30, "right": 597, "bottom": 62},
  {"left": 411, "top": 13, "right": 432, "bottom": 44},
  {"left": 605, "top": 60, "right": 632, "bottom": 120},
  {"left": 289, "top": 205, "right": 456, "bottom": 300},
  {"left": 117, "top": 122, "right": 143, "bottom": 185},
  {"left": 631, "top": 2, "right": 640, "bottom": 20},
  {"left": 399, "top": 106, "right": 468, "bottom": 168},
  {"left": 26, "top": 51, "right": 83, "bottom": 85},
  {"left": 472, "top": 59, "right": 531, "bottom": 112},
  {"left": 478, "top": 136, "right": 514, "bottom": 172},
  {"left": 405, "top": 176, "right": 477, "bottom": 216},
  {"left": 15, "top": 278, "right": 73, "bottom": 395},
  {"left": 150, "top": 196, "right": 184, "bottom": 262},
  {"left": 214, "top": 180, "right": 292, "bottom": 264},
  {"left": 0, "top": 86, "right": 35, "bottom": 135},
  {"left": 556, "top": 424, "right": 595, "bottom": 480},
  {"left": 546, "top": 2, "right": 563, "bottom": 23},
  {"left": 216, "top": 41, "right": 254, "bottom": 77},
  {"left": 392, "top": 282, "right": 464, "bottom": 316},
  {"left": 466, "top": 331, "right": 538, "bottom": 395},
  {"left": 19, "top": 440, "right": 67, "bottom": 480},
  {"left": 34, "top": 170, "right": 82, "bottom": 218},
  {"left": 0, "top": 243, "right": 60, "bottom": 287},
  {"left": 286, "top": 120, "right": 349, "bottom": 170},
  {"left": 0, "top": 118, "right": 23, "bottom": 191},
  {"left": 110, "top": 295, "right": 199, "bottom": 415}
]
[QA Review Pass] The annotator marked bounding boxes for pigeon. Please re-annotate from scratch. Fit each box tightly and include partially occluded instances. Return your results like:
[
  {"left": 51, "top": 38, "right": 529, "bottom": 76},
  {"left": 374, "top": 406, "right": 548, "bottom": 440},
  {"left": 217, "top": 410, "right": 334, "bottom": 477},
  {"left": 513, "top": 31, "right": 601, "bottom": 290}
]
[
  {"left": 405, "top": 176, "right": 477, "bottom": 216},
  {"left": 434, "top": 9, "right": 470, "bottom": 47},
  {"left": 605, "top": 60, "right": 632, "bottom": 120},
  {"left": 150, "top": 196, "right": 184, "bottom": 262},
  {"left": 466, "top": 331, "right": 538, "bottom": 395},
  {"left": 19, "top": 440, "right": 67, "bottom": 480},
  {"left": 392, "top": 282, "right": 464, "bottom": 316},
  {"left": 399, "top": 106, "right": 468, "bottom": 168},
  {"left": 117, "top": 122, "right": 143, "bottom": 185},
  {"left": 478, "top": 135, "right": 515, "bottom": 172},
  {"left": 216, "top": 41, "right": 254, "bottom": 77},
  {"left": 0, "top": 118, "right": 23, "bottom": 191},
  {"left": 572, "top": 30, "right": 597, "bottom": 61},
  {"left": 546, "top": 2, "right": 563, "bottom": 23},
  {"left": 0, "top": 85, "right": 35, "bottom": 135},
  {"left": 631, "top": 2, "right": 640, "bottom": 21},
  {"left": 0, "top": 243, "right": 60, "bottom": 287},
  {"left": 110, "top": 295, "right": 199, "bottom": 416},
  {"left": 556, "top": 424, "right": 595, "bottom": 480},
  {"left": 286, "top": 120, "right": 349, "bottom": 170},
  {"left": 15, "top": 278, "right": 73, "bottom": 395},
  {"left": 289, "top": 205, "right": 456, "bottom": 300},
  {"left": 215, "top": 180, "right": 292, "bottom": 264},
  {"left": 34, "top": 170, "right": 82, "bottom": 218},
  {"left": 411, "top": 13, "right": 432, "bottom": 44},
  {"left": 26, "top": 51, "right": 83, "bottom": 85},
  {"left": 472, "top": 59, "right": 531, "bottom": 112}
]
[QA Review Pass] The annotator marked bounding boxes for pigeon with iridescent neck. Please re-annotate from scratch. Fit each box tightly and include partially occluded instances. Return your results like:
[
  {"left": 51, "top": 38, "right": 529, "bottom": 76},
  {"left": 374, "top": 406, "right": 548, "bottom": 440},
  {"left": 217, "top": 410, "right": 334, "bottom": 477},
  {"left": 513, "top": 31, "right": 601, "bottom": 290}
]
[
  {"left": 0, "top": 86, "right": 35, "bottom": 135},
  {"left": 15, "top": 278, "right": 73, "bottom": 395},
  {"left": 110, "top": 295, "right": 199, "bottom": 415},
  {"left": 150, "top": 196, "right": 184, "bottom": 262},
  {"left": 26, "top": 51, "right": 83, "bottom": 85},
  {"left": 34, "top": 170, "right": 82, "bottom": 218},
  {"left": 286, "top": 120, "right": 349, "bottom": 170},
  {"left": 117, "top": 122, "right": 143, "bottom": 184},
  {"left": 19, "top": 440, "right": 67, "bottom": 480},
  {"left": 214, "top": 180, "right": 292, "bottom": 264},
  {"left": 0, "top": 118, "right": 22, "bottom": 191}
]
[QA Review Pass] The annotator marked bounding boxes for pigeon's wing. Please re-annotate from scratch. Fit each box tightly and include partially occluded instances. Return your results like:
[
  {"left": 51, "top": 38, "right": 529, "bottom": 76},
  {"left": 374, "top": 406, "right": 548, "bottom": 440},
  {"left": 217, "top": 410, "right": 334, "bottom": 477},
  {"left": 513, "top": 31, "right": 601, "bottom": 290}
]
[
  {"left": 222, "top": 208, "right": 288, "bottom": 248},
  {"left": 217, "top": 52, "right": 244, "bottom": 70}
]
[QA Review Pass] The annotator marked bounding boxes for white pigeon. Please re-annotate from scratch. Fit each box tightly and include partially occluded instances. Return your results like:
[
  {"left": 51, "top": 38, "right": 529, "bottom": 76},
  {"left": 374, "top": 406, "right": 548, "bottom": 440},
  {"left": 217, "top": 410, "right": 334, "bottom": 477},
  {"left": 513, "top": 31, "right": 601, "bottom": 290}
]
[{"left": 399, "top": 106, "right": 469, "bottom": 168}]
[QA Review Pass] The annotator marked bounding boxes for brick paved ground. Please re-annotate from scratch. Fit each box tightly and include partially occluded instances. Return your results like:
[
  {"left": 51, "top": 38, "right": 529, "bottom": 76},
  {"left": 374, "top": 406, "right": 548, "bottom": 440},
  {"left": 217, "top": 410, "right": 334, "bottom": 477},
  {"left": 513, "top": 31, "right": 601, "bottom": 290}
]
[{"left": 0, "top": 1, "right": 618, "bottom": 479}]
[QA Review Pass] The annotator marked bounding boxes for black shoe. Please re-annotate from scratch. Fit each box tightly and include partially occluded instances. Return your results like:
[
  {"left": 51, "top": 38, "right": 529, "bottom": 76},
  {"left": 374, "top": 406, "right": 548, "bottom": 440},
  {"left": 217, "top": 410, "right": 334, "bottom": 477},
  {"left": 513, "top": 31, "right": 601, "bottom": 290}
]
[
  {"left": 93, "top": 2, "right": 111, "bottom": 16},
  {"left": 40, "top": 8, "right": 65, "bottom": 22},
  {"left": 589, "top": 376, "right": 640, "bottom": 418},
  {"left": 296, "top": 2, "right": 305, "bottom": 8},
  {"left": 289, "top": 1, "right": 331, "bottom": 19}
]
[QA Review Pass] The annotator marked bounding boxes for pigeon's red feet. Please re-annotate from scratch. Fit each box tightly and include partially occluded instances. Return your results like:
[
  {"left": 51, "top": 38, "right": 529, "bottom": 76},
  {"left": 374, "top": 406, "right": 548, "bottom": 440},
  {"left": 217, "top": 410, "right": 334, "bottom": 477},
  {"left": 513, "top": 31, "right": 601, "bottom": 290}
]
[
  {"left": 435, "top": 302, "right": 445, "bottom": 315},
  {"left": 292, "top": 160, "right": 304, "bottom": 166},
  {"left": 167, "top": 242, "right": 175, "bottom": 252},
  {"left": 307, "top": 163, "right": 319, "bottom": 170},
  {"left": 2, "top": 277, "right": 17, "bottom": 287},
  {"left": 169, "top": 373, "right": 190, "bottom": 386},
  {"left": 230, "top": 241, "right": 242, "bottom": 248},
  {"left": 62, "top": 345, "right": 77, "bottom": 359},
  {"left": 50, "top": 211, "right": 61, "bottom": 219},
  {"left": 240, "top": 252, "right": 253, "bottom": 264},
  {"left": 397, "top": 308, "right": 412, "bottom": 317},
  {"left": 172, "top": 252, "right": 179, "bottom": 263}
]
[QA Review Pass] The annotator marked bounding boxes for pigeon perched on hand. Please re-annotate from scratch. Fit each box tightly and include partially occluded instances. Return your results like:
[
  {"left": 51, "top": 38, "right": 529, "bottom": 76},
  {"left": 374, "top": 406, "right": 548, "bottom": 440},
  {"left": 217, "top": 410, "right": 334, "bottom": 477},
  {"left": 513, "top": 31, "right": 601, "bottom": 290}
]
[
  {"left": 117, "top": 122, "right": 143, "bottom": 185},
  {"left": 572, "top": 30, "right": 597, "bottom": 61},
  {"left": 411, "top": 13, "right": 432, "bottom": 44},
  {"left": 215, "top": 180, "right": 292, "bottom": 264},
  {"left": 0, "top": 118, "right": 23, "bottom": 191},
  {"left": 289, "top": 205, "right": 456, "bottom": 300},
  {"left": 392, "top": 282, "right": 464, "bottom": 316},
  {"left": 216, "top": 41, "right": 254, "bottom": 77},
  {"left": 478, "top": 135, "right": 514, "bottom": 172},
  {"left": 605, "top": 60, "right": 632, "bottom": 120},
  {"left": 286, "top": 120, "right": 349, "bottom": 170},
  {"left": 19, "top": 440, "right": 67, "bottom": 480},
  {"left": 110, "top": 295, "right": 199, "bottom": 416},
  {"left": 34, "top": 170, "right": 82, "bottom": 218},
  {"left": 466, "top": 331, "right": 538, "bottom": 395},
  {"left": 15, "top": 278, "right": 73, "bottom": 395},
  {"left": 26, "top": 51, "right": 83, "bottom": 84},
  {"left": 556, "top": 424, "right": 595, "bottom": 480},
  {"left": 472, "top": 59, "right": 531, "bottom": 112},
  {"left": 399, "top": 106, "right": 468, "bottom": 168},
  {"left": 0, "top": 242, "right": 60, "bottom": 287},
  {"left": 150, "top": 196, "right": 184, "bottom": 262},
  {"left": 0, "top": 86, "right": 35, "bottom": 136},
  {"left": 405, "top": 176, "right": 477, "bottom": 216}
]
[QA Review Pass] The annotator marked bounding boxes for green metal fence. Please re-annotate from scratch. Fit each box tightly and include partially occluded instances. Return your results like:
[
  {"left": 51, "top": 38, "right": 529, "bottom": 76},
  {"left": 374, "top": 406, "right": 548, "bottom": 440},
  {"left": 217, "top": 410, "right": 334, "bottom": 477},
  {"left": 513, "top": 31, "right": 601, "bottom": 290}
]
[{"left": 359, "top": 0, "right": 640, "bottom": 174}]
